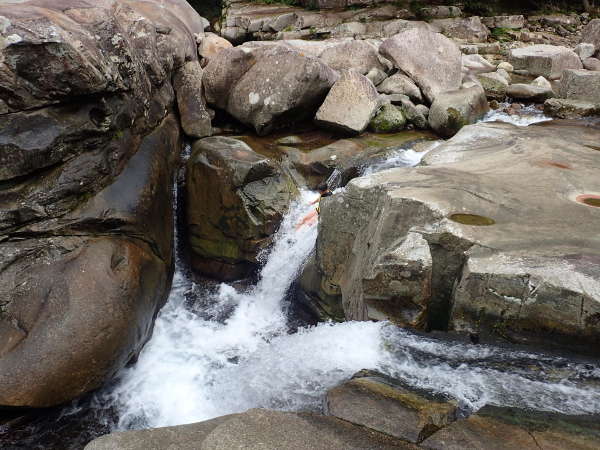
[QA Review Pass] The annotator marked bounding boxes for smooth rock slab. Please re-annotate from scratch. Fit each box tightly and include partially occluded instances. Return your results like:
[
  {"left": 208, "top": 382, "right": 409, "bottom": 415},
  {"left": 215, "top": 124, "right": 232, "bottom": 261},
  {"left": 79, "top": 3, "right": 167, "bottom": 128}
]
[
  {"left": 509, "top": 44, "right": 583, "bottom": 79},
  {"left": 85, "top": 408, "right": 414, "bottom": 450},
  {"left": 315, "top": 70, "right": 382, "bottom": 135},
  {"left": 380, "top": 28, "right": 462, "bottom": 103}
]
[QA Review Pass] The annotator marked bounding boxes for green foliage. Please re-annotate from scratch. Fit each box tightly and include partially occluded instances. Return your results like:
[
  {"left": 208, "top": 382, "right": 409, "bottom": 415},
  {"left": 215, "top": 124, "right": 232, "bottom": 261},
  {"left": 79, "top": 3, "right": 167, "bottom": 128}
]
[{"left": 491, "top": 27, "right": 516, "bottom": 42}]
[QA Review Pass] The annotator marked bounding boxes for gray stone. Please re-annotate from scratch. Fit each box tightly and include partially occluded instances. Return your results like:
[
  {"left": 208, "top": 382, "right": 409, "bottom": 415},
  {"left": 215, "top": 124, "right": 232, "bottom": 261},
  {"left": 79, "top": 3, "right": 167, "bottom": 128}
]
[
  {"left": 477, "top": 72, "right": 509, "bottom": 100},
  {"left": 481, "top": 15, "right": 525, "bottom": 29},
  {"left": 575, "top": 42, "right": 596, "bottom": 60},
  {"left": 580, "top": 19, "right": 600, "bottom": 57},
  {"left": 398, "top": 98, "right": 429, "bottom": 129},
  {"left": 544, "top": 98, "right": 600, "bottom": 119},
  {"left": 319, "top": 40, "right": 386, "bottom": 75},
  {"left": 506, "top": 83, "right": 554, "bottom": 102},
  {"left": 380, "top": 28, "right": 462, "bottom": 103},
  {"left": 558, "top": 69, "right": 600, "bottom": 103},
  {"left": 419, "top": 6, "right": 462, "bottom": 19},
  {"left": 430, "top": 17, "right": 490, "bottom": 43},
  {"left": 366, "top": 67, "right": 388, "bottom": 86},
  {"left": 428, "top": 86, "right": 489, "bottom": 137},
  {"left": 85, "top": 408, "right": 412, "bottom": 450},
  {"left": 583, "top": 57, "right": 600, "bottom": 71},
  {"left": 315, "top": 70, "right": 382, "bottom": 135},
  {"left": 510, "top": 44, "right": 583, "bottom": 79},
  {"left": 377, "top": 73, "right": 423, "bottom": 103},
  {"left": 198, "top": 32, "right": 233, "bottom": 65}
]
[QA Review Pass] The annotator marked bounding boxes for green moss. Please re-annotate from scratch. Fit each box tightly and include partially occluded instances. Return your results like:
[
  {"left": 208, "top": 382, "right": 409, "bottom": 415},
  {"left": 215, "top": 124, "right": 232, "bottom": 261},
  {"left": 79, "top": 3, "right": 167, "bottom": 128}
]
[{"left": 491, "top": 27, "right": 517, "bottom": 42}]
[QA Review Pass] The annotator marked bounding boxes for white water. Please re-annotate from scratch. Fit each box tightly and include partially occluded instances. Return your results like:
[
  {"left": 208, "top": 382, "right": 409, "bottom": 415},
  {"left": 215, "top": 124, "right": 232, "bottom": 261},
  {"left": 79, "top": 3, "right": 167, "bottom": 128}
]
[
  {"left": 105, "top": 182, "right": 600, "bottom": 431},
  {"left": 482, "top": 103, "right": 552, "bottom": 126},
  {"left": 361, "top": 141, "right": 442, "bottom": 176}
]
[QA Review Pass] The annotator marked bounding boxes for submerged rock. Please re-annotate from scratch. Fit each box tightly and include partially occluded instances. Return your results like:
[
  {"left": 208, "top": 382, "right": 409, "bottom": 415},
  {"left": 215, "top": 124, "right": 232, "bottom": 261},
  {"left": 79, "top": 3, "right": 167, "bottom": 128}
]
[
  {"left": 186, "top": 137, "right": 297, "bottom": 281},
  {"left": 311, "top": 121, "right": 600, "bottom": 355},
  {"left": 0, "top": 0, "right": 203, "bottom": 407},
  {"left": 85, "top": 408, "right": 412, "bottom": 449}
]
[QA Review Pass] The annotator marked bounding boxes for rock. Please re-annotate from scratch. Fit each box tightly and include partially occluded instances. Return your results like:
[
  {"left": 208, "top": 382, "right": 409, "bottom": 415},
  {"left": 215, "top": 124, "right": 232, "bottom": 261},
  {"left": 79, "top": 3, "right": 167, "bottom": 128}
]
[
  {"left": 482, "top": 15, "right": 525, "bottom": 30},
  {"left": 366, "top": 67, "right": 388, "bottom": 86},
  {"left": 430, "top": 17, "right": 490, "bottom": 43},
  {"left": 319, "top": 40, "right": 386, "bottom": 75},
  {"left": 85, "top": 408, "right": 412, "bottom": 450},
  {"left": 506, "top": 83, "right": 554, "bottom": 102},
  {"left": 422, "top": 406, "right": 600, "bottom": 450},
  {"left": 315, "top": 70, "right": 382, "bottom": 135},
  {"left": 558, "top": 69, "right": 600, "bottom": 103},
  {"left": 544, "top": 98, "right": 600, "bottom": 119},
  {"left": 462, "top": 54, "right": 497, "bottom": 85},
  {"left": 173, "top": 61, "right": 212, "bottom": 138},
  {"left": 416, "top": 104, "right": 430, "bottom": 119},
  {"left": 398, "top": 98, "right": 429, "bottom": 129},
  {"left": 186, "top": 137, "right": 297, "bottom": 280},
  {"left": 0, "top": 0, "right": 204, "bottom": 407},
  {"left": 575, "top": 42, "right": 596, "bottom": 60},
  {"left": 497, "top": 61, "right": 514, "bottom": 72},
  {"left": 369, "top": 104, "right": 407, "bottom": 133},
  {"left": 204, "top": 46, "right": 338, "bottom": 135},
  {"left": 198, "top": 32, "right": 233, "bottom": 65},
  {"left": 509, "top": 44, "right": 583, "bottom": 79},
  {"left": 380, "top": 28, "right": 462, "bottom": 103},
  {"left": 531, "top": 75, "right": 552, "bottom": 89},
  {"left": 313, "top": 121, "right": 600, "bottom": 353},
  {"left": 583, "top": 57, "right": 600, "bottom": 71},
  {"left": 377, "top": 73, "right": 424, "bottom": 103},
  {"left": 428, "top": 86, "right": 490, "bottom": 137},
  {"left": 580, "top": 19, "right": 600, "bottom": 57},
  {"left": 419, "top": 6, "right": 462, "bottom": 20},
  {"left": 477, "top": 72, "right": 509, "bottom": 100},
  {"left": 327, "top": 371, "right": 458, "bottom": 444}
]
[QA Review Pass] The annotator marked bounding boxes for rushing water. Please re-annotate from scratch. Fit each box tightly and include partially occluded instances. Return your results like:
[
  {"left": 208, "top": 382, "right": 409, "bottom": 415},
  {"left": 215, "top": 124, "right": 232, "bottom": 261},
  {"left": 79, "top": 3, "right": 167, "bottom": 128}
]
[{"left": 483, "top": 103, "right": 552, "bottom": 126}]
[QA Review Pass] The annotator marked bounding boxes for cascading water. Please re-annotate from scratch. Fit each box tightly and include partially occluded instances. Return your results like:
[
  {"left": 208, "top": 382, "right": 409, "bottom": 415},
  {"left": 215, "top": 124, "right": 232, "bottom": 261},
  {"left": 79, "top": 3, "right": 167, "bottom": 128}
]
[
  {"left": 101, "top": 187, "right": 600, "bottom": 432},
  {"left": 482, "top": 103, "right": 551, "bottom": 126}
]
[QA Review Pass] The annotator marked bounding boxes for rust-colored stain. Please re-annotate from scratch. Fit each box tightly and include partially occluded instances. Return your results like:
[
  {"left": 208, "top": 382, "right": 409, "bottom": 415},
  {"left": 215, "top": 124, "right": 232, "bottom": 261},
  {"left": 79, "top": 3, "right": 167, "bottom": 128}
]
[
  {"left": 575, "top": 194, "right": 600, "bottom": 208},
  {"left": 535, "top": 160, "right": 573, "bottom": 170}
]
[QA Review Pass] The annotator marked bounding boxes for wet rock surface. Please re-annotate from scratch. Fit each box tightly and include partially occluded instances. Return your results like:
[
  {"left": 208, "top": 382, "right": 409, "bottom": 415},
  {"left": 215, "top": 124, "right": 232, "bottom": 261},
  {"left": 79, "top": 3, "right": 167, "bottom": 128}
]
[
  {"left": 186, "top": 137, "right": 297, "bottom": 281},
  {"left": 0, "top": 0, "right": 203, "bottom": 407},
  {"left": 311, "top": 120, "right": 600, "bottom": 354}
]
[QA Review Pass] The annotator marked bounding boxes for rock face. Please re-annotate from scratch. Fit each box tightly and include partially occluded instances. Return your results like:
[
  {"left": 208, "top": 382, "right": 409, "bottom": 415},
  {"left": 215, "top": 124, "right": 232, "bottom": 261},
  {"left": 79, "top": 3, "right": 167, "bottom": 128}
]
[
  {"left": 377, "top": 73, "right": 424, "bottom": 103},
  {"left": 0, "top": 0, "right": 205, "bottom": 407},
  {"left": 422, "top": 406, "right": 600, "bottom": 450},
  {"left": 187, "top": 137, "right": 297, "bottom": 280},
  {"left": 580, "top": 19, "right": 600, "bottom": 57},
  {"left": 173, "top": 61, "right": 212, "bottom": 138},
  {"left": 311, "top": 121, "right": 600, "bottom": 354},
  {"left": 203, "top": 46, "right": 338, "bottom": 135},
  {"left": 319, "top": 40, "right": 386, "bottom": 75},
  {"left": 327, "top": 371, "right": 458, "bottom": 444},
  {"left": 380, "top": 29, "right": 463, "bottom": 103},
  {"left": 428, "top": 86, "right": 489, "bottom": 137},
  {"left": 85, "top": 408, "right": 413, "bottom": 450},
  {"left": 509, "top": 45, "right": 583, "bottom": 79},
  {"left": 315, "top": 70, "right": 382, "bottom": 135}
]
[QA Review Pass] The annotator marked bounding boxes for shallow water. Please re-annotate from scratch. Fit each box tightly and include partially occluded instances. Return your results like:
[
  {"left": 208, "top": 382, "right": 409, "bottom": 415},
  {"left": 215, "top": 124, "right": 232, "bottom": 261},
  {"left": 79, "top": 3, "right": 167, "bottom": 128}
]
[{"left": 482, "top": 104, "right": 552, "bottom": 126}]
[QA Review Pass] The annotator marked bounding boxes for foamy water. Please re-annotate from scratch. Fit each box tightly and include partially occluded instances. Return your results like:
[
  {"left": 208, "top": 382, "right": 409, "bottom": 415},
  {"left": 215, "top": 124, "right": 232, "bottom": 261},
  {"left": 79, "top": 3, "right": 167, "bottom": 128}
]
[
  {"left": 104, "top": 159, "right": 600, "bottom": 432},
  {"left": 482, "top": 104, "right": 552, "bottom": 126}
]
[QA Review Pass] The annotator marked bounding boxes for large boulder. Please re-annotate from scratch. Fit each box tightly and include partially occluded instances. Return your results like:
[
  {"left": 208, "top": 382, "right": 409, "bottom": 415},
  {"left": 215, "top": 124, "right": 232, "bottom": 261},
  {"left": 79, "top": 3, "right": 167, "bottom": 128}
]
[
  {"left": 85, "top": 408, "right": 411, "bottom": 449},
  {"left": 173, "top": 61, "right": 212, "bottom": 138},
  {"left": 509, "top": 45, "right": 583, "bottom": 80},
  {"left": 377, "top": 73, "right": 424, "bottom": 104},
  {"left": 203, "top": 46, "right": 338, "bottom": 135},
  {"left": 380, "top": 29, "right": 463, "bottom": 103},
  {"left": 319, "top": 40, "right": 386, "bottom": 75},
  {"left": 506, "top": 83, "right": 554, "bottom": 102},
  {"left": 428, "top": 86, "right": 489, "bottom": 137},
  {"left": 0, "top": 0, "right": 205, "bottom": 407},
  {"left": 311, "top": 121, "right": 600, "bottom": 354},
  {"left": 580, "top": 19, "right": 600, "bottom": 58},
  {"left": 315, "top": 70, "right": 383, "bottom": 135},
  {"left": 430, "top": 17, "right": 490, "bottom": 43},
  {"left": 544, "top": 98, "right": 600, "bottom": 119},
  {"left": 558, "top": 69, "right": 600, "bottom": 103},
  {"left": 187, "top": 137, "right": 297, "bottom": 281}
]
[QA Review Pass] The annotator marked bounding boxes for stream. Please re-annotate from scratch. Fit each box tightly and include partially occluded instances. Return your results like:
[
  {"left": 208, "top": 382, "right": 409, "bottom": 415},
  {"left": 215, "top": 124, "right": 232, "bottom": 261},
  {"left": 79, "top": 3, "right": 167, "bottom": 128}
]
[{"left": 2, "top": 109, "right": 600, "bottom": 449}]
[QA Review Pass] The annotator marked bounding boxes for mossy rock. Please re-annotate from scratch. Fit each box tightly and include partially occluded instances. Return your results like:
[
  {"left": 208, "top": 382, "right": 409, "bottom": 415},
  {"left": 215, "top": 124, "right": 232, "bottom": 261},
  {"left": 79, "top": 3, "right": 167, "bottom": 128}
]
[{"left": 369, "top": 104, "right": 407, "bottom": 134}]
